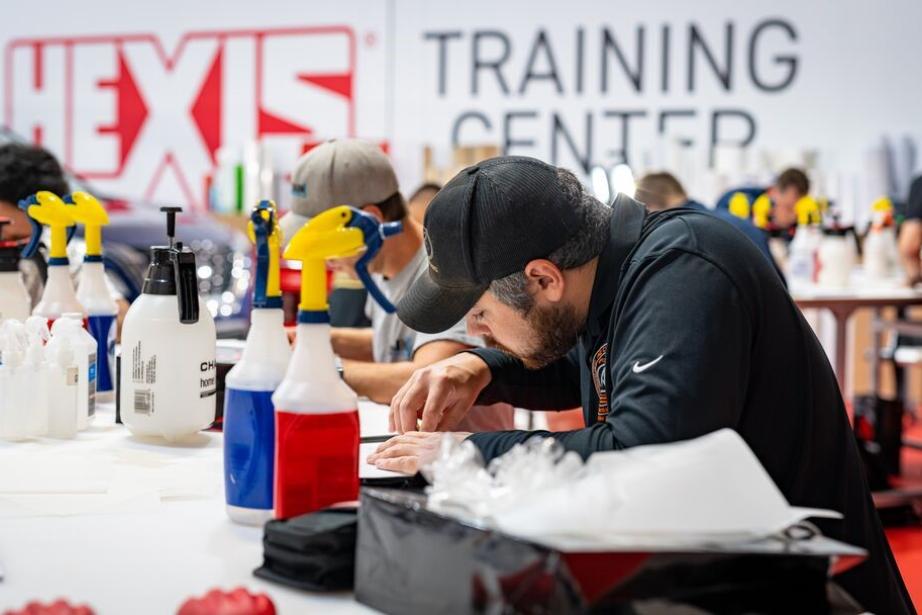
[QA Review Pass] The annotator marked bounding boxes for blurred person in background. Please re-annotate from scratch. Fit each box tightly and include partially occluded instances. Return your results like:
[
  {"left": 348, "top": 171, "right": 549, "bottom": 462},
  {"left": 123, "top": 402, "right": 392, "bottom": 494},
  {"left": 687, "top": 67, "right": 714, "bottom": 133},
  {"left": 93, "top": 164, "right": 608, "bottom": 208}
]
[
  {"left": 0, "top": 143, "right": 129, "bottom": 330},
  {"left": 0, "top": 143, "right": 70, "bottom": 306},
  {"left": 636, "top": 172, "right": 782, "bottom": 279},
  {"left": 407, "top": 182, "right": 441, "bottom": 224},
  {"left": 715, "top": 167, "right": 810, "bottom": 230},
  {"left": 898, "top": 174, "right": 922, "bottom": 286},
  {"left": 283, "top": 140, "right": 513, "bottom": 431}
]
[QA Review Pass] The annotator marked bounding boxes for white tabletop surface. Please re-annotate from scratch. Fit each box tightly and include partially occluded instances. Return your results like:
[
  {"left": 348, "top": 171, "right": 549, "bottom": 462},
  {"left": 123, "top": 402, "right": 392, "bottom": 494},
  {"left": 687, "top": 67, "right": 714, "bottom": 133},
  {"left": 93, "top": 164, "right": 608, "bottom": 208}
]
[
  {"left": 0, "top": 401, "right": 396, "bottom": 614},
  {"left": 789, "top": 274, "right": 922, "bottom": 302}
]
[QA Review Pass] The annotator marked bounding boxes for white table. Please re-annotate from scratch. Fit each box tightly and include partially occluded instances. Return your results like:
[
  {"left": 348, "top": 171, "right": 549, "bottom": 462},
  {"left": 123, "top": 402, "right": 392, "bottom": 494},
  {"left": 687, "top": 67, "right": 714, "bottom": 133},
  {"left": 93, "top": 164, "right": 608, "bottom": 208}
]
[
  {"left": 791, "top": 281, "right": 922, "bottom": 395},
  {"left": 0, "top": 401, "right": 396, "bottom": 614}
]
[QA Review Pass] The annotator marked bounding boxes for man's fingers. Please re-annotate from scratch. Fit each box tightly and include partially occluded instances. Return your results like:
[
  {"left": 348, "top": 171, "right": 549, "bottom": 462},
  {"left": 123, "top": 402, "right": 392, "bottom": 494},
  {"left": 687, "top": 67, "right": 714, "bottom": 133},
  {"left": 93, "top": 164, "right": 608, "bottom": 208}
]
[
  {"left": 374, "top": 456, "right": 419, "bottom": 474},
  {"left": 436, "top": 399, "right": 471, "bottom": 432},
  {"left": 368, "top": 433, "right": 425, "bottom": 460},
  {"left": 396, "top": 381, "right": 429, "bottom": 434},
  {"left": 419, "top": 380, "right": 452, "bottom": 432},
  {"left": 368, "top": 443, "right": 423, "bottom": 461}
]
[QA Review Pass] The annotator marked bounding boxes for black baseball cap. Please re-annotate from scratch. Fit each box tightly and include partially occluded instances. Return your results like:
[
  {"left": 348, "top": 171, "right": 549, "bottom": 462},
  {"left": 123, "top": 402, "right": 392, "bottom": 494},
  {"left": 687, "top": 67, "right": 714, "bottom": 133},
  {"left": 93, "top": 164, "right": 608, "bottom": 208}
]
[{"left": 398, "top": 156, "right": 581, "bottom": 333}]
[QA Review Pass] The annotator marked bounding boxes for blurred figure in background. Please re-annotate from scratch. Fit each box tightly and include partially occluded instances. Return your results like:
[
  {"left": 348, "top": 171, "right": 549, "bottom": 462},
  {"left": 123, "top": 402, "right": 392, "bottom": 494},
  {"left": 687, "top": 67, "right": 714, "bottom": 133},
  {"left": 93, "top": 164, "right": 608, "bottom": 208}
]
[
  {"left": 0, "top": 143, "right": 70, "bottom": 305},
  {"left": 898, "top": 174, "right": 922, "bottom": 286},
  {"left": 636, "top": 172, "right": 780, "bottom": 276},
  {"left": 407, "top": 182, "right": 441, "bottom": 224},
  {"left": 715, "top": 167, "right": 810, "bottom": 230},
  {"left": 284, "top": 140, "right": 513, "bottom": 431}
]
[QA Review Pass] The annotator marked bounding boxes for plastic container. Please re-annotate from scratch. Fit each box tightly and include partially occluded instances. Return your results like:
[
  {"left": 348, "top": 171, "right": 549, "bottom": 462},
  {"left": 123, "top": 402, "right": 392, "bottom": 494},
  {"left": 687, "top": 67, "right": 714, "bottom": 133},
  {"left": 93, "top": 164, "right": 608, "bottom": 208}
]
[
  {"left": 224, "top": 309, "right": 291, "bottom": 524},
  {"left": 271, "top": 205, "right": 399, "bottom": 520},
  {"left": 223, "top": 200, "right": 291, "bottom": 525},
  {"left": 21, "top": 191, "right": 85, "bottom": 324},
  {"left": 68, "top": 191, "right": 119, "bottom": 402},
  {"left": 52, "top": 314, "right": 98, "bottom": 429},
  {"left": 119, "top": 207, "right": 217, "bottom": 442},
  {"left": 817, "top": 230, "right": 854, "bottom": 289},
  {"left": 273, "top": 321, "right": 359, "bottom": 519},
  {"left": 45, "top": 333, "right": 79, "bottom": 439}
]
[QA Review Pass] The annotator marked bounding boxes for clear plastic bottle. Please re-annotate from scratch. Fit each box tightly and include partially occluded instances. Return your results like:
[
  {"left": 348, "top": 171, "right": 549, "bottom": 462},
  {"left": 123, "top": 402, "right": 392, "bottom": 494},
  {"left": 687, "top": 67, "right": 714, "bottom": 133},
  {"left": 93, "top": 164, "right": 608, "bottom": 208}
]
[
  {"left": 45, "top": 334, "right": 79, "bottom": 439},
  {"left": 51, "top": 315, "right": 97, "bottom": 429}
]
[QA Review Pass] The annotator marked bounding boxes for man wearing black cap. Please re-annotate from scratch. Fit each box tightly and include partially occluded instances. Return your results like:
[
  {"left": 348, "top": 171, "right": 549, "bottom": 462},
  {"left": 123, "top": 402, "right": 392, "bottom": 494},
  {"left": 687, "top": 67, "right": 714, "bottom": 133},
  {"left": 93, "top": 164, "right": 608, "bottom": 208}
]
[{"left": 368, "top": 156, "right": 912, "bottom": 613}]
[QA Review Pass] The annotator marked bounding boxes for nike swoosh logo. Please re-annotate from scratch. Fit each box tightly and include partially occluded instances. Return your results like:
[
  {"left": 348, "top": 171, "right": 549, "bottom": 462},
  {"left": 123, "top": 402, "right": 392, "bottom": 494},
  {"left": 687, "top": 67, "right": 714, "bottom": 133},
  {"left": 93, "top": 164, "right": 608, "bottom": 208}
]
[{"left": 632, "top": 355, "right": 664, "bottom": 374}]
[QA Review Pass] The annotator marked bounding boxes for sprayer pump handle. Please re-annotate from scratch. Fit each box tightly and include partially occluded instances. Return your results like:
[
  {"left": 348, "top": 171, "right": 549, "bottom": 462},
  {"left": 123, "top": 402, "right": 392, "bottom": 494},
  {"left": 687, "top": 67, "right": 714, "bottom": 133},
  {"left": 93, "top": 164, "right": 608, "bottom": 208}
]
[{"left": 160, "top": 206, "right": 183, "bottom": 241}]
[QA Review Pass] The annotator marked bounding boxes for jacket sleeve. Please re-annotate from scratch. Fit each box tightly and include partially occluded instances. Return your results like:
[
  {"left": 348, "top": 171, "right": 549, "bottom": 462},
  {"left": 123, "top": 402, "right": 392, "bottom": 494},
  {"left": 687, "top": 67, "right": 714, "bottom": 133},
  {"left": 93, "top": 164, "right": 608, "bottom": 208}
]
[
  {"left": 466, "top": 346, "right": 582, "bottom": 410},
  {"left": 468, "top": 250, "right": 752, "bottom": 462}
]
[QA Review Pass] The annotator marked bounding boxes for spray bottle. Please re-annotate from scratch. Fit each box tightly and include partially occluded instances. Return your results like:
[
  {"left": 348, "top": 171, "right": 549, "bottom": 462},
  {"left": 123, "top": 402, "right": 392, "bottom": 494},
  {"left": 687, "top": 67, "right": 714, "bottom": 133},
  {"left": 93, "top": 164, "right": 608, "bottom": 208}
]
[
  {"left": 786, "top": 196, "right": 822, "bottom": 288},
  {"left": 272, "top": 205, "right": 401, "bottom": 519},
  {"left": 0, "top": 218, "right": 31, "bottom": 323},
  {"left": 864, "top": 196, "right": 899, "bottom": 281},
  {"left": 223, "top": 200, "right": 291, "bottom": 525},
  {"left": 20, "top": 191, "right": 84, "bottom": 324},
  {"left": 66, "top": 191, "right": 119, "bottom": 402},
  {"left": 119, "top": 207, "right": 217, "bottom": 441}
]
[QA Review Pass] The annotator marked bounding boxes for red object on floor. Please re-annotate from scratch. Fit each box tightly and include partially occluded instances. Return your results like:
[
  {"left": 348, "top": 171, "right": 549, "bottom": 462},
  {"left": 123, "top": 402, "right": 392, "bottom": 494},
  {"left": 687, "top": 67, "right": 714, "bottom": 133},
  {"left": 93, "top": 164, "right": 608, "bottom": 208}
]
[{"left": 885, "top": 417, "right": 922, "bottom": 611}]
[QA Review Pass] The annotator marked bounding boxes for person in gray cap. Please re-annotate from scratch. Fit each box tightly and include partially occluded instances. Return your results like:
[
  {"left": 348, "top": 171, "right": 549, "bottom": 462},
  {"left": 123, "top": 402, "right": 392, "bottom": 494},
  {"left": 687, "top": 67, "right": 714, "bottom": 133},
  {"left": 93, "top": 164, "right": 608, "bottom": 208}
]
[
  {"left": 282, "top": 139, "right": 513, "bottom": 432},
  {"left": 367, "top": 155, "right": 910, "bottom": 615}
]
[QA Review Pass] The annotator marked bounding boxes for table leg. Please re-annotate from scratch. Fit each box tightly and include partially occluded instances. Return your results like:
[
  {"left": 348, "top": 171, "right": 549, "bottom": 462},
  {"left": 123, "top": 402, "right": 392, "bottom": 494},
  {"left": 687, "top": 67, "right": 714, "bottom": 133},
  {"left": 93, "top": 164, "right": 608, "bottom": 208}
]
[
  {"left": 870, "top": 308, "right": 882, "bottom": 397},
  {"left": 830, "top": 307, "right": 854, "bottom": 398}
]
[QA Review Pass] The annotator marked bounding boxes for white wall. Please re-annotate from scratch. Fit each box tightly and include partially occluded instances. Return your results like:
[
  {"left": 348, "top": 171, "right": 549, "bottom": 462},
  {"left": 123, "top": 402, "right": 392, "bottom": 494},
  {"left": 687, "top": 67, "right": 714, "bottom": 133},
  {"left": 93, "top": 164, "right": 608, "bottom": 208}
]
[{"left": 3, "top": 0, "right": 921, "bottom": 213}]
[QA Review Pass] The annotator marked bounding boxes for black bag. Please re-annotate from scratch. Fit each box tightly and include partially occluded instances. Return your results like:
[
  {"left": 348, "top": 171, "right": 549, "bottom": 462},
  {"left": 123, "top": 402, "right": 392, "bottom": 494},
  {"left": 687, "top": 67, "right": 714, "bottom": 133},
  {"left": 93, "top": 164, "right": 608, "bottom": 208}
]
[
  {"left": 253, "top": 507, "right": 358, "bottom": 591},
  {"left": 853, "top": 395, "right": 903, "bottom": 491}
]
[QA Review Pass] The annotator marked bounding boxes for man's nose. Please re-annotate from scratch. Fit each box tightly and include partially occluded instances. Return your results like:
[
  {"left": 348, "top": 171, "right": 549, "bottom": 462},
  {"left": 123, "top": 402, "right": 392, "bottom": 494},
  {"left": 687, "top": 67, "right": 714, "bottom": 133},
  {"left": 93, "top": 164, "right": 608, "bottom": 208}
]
[{"left": 467, "top": 318, "right": 489, "bottom": 338}]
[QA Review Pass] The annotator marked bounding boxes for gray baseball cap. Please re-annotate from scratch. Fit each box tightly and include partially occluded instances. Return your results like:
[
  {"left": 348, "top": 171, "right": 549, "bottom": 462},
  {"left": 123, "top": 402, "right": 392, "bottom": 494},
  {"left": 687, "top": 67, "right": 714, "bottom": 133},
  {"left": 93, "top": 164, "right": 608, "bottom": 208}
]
[{"left": 281, "top": 138, "right": 397, "bottom": 231}]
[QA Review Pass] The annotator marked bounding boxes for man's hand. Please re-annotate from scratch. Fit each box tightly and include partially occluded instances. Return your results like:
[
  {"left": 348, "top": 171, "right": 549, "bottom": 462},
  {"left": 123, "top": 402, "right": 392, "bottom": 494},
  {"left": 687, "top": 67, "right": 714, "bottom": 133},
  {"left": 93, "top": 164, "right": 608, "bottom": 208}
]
[
  {"left": 389, "top": 352, "right": 492, "bottom": 433},
  {"left": 368, "top": 431, "right": 470, "bottom": 474}
]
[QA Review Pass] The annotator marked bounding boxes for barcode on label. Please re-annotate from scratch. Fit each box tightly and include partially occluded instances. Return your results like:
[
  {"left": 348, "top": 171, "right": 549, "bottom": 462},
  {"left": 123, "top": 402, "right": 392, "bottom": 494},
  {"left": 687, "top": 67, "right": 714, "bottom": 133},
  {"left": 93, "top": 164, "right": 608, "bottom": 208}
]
[{"left": 134, "top": 389, "right": 153, "bottom": 415}]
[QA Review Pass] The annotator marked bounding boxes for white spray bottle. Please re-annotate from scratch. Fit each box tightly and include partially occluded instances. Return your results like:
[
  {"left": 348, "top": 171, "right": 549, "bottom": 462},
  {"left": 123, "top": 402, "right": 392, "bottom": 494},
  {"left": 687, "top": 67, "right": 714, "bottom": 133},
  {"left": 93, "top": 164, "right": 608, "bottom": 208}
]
[{"left": 119, "top": 207, "right": 217, "bottom": 442}]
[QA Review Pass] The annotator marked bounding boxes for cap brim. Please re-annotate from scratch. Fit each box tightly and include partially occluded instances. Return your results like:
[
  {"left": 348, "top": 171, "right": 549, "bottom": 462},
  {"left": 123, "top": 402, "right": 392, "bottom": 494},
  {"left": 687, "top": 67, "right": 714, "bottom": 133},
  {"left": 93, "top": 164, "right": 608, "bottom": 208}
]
[{"left": 397, "top": 268, "right": 487, "bottom": 334}]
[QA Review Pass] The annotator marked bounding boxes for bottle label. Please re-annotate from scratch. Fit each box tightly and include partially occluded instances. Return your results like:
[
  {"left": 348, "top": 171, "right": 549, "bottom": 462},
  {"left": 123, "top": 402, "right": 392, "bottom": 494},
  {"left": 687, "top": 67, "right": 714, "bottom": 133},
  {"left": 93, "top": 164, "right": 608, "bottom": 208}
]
[
  {"left": 224, "top": 388, "right": 275, "bottom": 510},
  {"left": 87, "top": 351, "right": 97, "bottom": 417},
  {"left": 128, "top": 340, "right": 157, "bottom": 415},
  {"left": 200, "top": 360, "right": 217, "bottom": 398},
  {"left": 274, "top": 409, "right": 360, "bottom": 519}
]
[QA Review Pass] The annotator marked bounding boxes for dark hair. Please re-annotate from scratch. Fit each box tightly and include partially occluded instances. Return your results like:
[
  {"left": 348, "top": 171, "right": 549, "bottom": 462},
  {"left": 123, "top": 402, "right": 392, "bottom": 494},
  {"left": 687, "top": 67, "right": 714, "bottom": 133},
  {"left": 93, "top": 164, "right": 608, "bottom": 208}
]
[
  {"left": 635, "top": 172, "right": 688, "bottom": 211},
  {"left": 0, "top": 143, "right": 69, "bottom": 205},
  {"left": 489, "top": 167, "right": 612, "bottom": 313},
  {"left": 374, "top": 191, "right": 408, "bottom": 222},
  {"left": 409, "top": 182, "right": 442, "bottom": 203},
  {"left": 776, "top": 168, "right": 810, "bottom": 196}
]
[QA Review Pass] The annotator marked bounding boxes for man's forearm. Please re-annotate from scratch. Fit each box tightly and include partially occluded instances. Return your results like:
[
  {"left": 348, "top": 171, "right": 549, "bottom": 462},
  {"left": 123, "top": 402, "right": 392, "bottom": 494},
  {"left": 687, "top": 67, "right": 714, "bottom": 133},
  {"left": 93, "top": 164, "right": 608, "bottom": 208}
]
[
  {"left": 467, "top": 348, "right": 582, "bottom": 410},
  {"left": 331, "top": 328, "right": 375, "bottom": 361},
  {"left": 342, "top": 359, "right": 416, "bottom": 404},
  {"left": 467, "top": 423, "right": 626, "bottom": 463}
]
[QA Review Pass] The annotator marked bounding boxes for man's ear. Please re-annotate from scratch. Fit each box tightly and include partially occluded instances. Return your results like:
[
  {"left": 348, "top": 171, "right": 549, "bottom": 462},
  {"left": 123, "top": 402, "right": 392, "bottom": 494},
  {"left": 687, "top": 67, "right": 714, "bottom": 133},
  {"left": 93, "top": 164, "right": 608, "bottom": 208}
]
[
  {"left": 361, "top": 204, "right": 385, "bottom": 222},
  {"left": 523, "top": 259, "right": 565, "bottom": 302}
]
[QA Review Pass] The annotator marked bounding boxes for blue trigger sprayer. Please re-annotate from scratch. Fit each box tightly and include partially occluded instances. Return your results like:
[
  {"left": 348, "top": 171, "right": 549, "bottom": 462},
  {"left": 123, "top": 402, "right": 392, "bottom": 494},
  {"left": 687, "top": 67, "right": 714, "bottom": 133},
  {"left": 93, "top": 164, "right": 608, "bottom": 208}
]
[{"left": 348, "top": 212, "right": 403, "bottom": 312}]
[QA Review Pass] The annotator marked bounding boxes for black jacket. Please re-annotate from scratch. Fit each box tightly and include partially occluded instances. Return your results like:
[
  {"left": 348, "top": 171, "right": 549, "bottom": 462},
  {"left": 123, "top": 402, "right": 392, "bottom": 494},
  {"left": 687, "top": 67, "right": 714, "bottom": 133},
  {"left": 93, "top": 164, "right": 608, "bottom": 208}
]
[{"left": 468, "top": 196, "right": 912, "bottom": 614}]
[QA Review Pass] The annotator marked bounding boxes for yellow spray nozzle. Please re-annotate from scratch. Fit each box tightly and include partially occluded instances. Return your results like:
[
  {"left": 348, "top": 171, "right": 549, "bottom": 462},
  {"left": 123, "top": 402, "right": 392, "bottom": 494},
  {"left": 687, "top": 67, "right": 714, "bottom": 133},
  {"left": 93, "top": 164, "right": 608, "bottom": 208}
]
[
  {"left": 752, "top": 194, "right": 772, "bottom": 229},
  {"left": 64, "top": 191, "right": 109, "bottom": 257},
  {"left": 872, "top": 196, "right": 893, "bottom": 213},
  {"left": 795, "top": 195, "right": 819, "bottom": 227},
  {"left": 247, "top": 200, "right": 284, "bottom": 306},
  {"left": 284, "top": 205, "right": 365, "bottom": 312},
  {"left": 26, "top": 191, "right": 75, "bottom": 260},
  {"left": 728, "top": 192, "right": 751, "bottom": 220}
]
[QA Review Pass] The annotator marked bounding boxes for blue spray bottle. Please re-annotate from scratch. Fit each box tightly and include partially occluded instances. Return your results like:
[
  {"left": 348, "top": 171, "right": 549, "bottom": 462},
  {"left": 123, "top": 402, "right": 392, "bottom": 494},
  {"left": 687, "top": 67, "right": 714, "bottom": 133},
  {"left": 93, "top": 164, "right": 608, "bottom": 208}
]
[{"left": 223, "top": 200, "right": 292, "bottom": 525}]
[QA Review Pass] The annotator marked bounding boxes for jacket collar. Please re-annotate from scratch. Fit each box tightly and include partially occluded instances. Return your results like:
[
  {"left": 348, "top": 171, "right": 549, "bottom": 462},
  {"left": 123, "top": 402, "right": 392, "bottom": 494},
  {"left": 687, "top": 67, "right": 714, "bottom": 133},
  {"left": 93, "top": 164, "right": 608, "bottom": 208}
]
[{"left": 585, "top": 194, "right": 646, "bottom": 338}]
